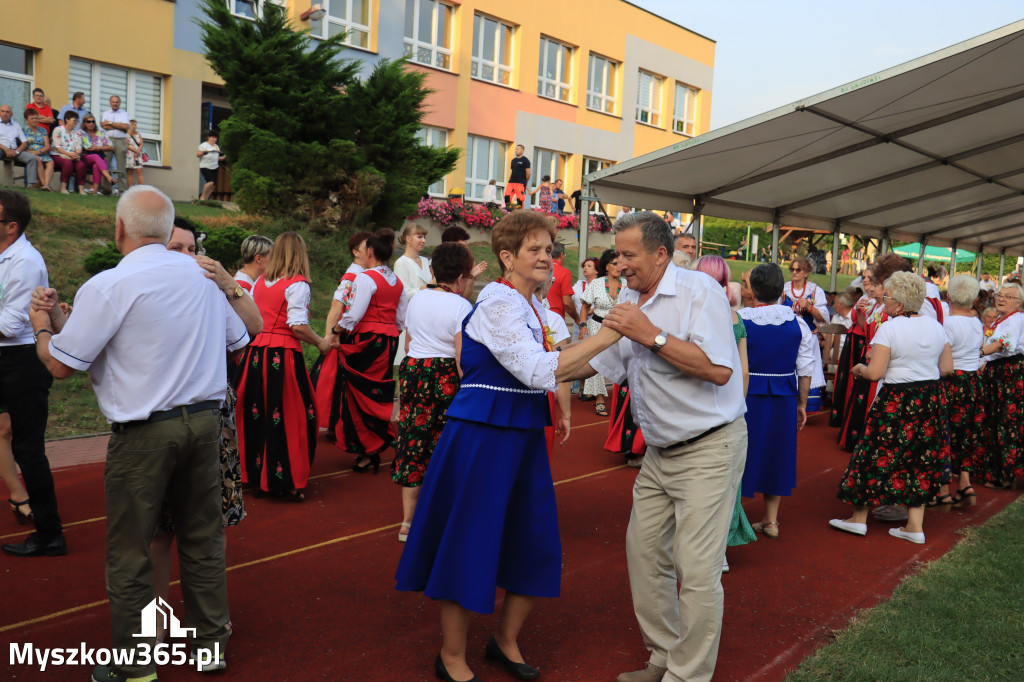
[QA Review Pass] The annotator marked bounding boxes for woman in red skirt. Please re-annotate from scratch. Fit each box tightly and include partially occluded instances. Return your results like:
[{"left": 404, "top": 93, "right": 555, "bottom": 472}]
[
  {"left": 335, "top": 229, "right": 409, "bottom": 473},
  {"left": 236, "top": 232, "right": 333, "bottom": 500}
]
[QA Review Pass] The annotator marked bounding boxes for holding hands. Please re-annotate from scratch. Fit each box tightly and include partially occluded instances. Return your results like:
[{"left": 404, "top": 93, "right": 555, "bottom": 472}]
[
  {"left": 29, "top": 286, "right": 68, "bottom": 333},
  {"left": 602, "top": 301, "right": 651, "bottom": 345}
]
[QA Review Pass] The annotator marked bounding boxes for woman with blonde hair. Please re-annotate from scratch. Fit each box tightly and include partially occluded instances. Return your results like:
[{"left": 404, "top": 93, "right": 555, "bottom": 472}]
[
  {"left": 979, "top": 281, "right": 1024, "bottom": 488},
  {"left": 394, "top": 223, "right": 432, "bottom": 299},
  {"left": 235, "top": 232, "right": 333, "bottom": 500},
  {"left": 830, "top": 271, "right": 953, "bottom": 544},
  {"left": 233, "top": 234, "right": 273, "bottom": 291},
  {"left": 125, "top": 119, "right": 146, "bottom": 187}
]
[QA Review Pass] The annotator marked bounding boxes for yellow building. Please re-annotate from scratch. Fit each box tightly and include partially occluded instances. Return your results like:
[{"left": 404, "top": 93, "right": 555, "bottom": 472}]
[{"left": 0, "top": 0, "right": 714, "bottom": 204}]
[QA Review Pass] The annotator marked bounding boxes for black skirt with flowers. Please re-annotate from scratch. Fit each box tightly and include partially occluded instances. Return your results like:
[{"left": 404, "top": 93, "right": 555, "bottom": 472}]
[
  {"left": 837, "top": 380, "right": 951, "bottom": 507},
  {"left": 982, "top": 356, "right": 1024, "bottom": 485},
  {"left": 942, "top": 370, "right": 986, "bottom": 475},
  {"left": 392, "top": 356, "right": 460, "bottom": 487}
]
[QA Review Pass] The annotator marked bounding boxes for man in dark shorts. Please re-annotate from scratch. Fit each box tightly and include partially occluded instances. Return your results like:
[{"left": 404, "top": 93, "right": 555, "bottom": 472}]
[{"left": 504, "top": 144, "right": 530, "bottom": 208}]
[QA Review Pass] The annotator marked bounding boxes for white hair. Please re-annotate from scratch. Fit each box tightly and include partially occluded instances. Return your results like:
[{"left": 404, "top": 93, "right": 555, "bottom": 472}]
[
  {"left": 672, "top": 249, "right": 693, "bottom": 269},
  {"left": 116, "top": 185, "right": 174, "bottom": 242},
  {"left": 1000, "top": 282, "right": 1024, "bottom": 310},
  {"left": 946, "top": 275, "right": 980, "bottom": 307},
  {"left": 883, "top": 271, "right": 925, "bottom": 312}
]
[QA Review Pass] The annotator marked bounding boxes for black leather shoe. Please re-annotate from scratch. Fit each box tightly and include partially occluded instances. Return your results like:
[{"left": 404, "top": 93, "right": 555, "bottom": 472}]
[
  {"left": 434, "top": 654, "right": 480, "bottom": 682},
  {"left": 485, "top": 637, "right": 540, "bottom": 680},
  {"left": 2, "top": 532, "right": 67, "bottom": 557}
]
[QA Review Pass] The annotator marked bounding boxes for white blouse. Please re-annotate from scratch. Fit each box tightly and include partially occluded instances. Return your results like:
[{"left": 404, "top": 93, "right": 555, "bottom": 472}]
[
  {"left": 261, "top": 278, "right": 310, "bottom": 327},
  {"left": 944, "top": 315, "right": 984, "bottom": 371},
  {"left": 340, "top": 266, "right": 409, "bottom": 332},
  {"left": 332, "top": 263, "right": 365, "bottom": 302},
  {"left": 406, "top": 288, "right": 472, "bottom": 359},
  {"left": 989, "top": 311, "right": 1024, "bottom": 360},
  {"left": 464, "top": 283, "right": 560, "bottom": 392},
  {"left": 393, "top": 254, "right": 432, "bottom": 299},
  {"left": 782, "top": 280, "right": 828, "bottom": 325},
  {"left": 233, "top": 271, "right": 256, "bottom": 289},
  {"left": 545, "top": 308, "right": 571, "bottom": 345},
  {"left": 871, "top": 316, "right": 948, "bottom": 383}
]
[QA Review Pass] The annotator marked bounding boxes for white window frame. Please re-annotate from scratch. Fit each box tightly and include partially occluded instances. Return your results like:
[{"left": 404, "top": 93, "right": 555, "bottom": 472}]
[
  {"left": 419, "top": 125, "right": 449, "bottom": 197},
  {"left": 673, "top": 83, "right": 698, "bottom": 136},
  {"left": 0, "top": 44, "right": 34, "bottom": 126},
  {"left": 582, "top": 157, "right": 611, "bottom": 182},
  {"left": 69, "top": 58, "right": 165, "bottom": 166},
  {"left": 404, "top": 0, "right": 453, "bottom": 71},
  {"left": 227, "top": 0, "right": 260, "bottom": 20},
  {"left": 531, "top": 147, "right": 568, "bottom": 187},
  {"left": 636, "top": 70, "right": 663, "bottom": 127},
  {"left": 537, "top": 36, "right": 572, "bottom": 103},
  {"left": 471, "top": 13, "right": 514, "bottom": 87},
  {"left": 465, "top": 134, "right": 508, "bottom": 202},
  {"left": 586, "top": 53, "right": 616, "bottom": 115},
  {"left": 310, "top": 0, "right": 373, "bottom": 50}
]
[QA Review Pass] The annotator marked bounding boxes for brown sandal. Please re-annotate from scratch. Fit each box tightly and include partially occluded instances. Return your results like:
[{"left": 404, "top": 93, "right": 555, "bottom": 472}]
[
  {"left": 752, "top": 520, "right": 780, "bottom": 538},
  {"left": 595, "top": 404, "right": 608, "bottom": 416}
]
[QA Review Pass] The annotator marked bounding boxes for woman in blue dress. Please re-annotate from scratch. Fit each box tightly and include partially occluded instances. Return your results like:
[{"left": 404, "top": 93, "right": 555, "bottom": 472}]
[
  {"left": 782, "top": 256, "right": 827, "bottom": 412},
  {"left": 739, "top": 264, "right": 816, "bottom": 538},
  {"left": 396, "top": 210, "right": 621, "bottom": 682}
]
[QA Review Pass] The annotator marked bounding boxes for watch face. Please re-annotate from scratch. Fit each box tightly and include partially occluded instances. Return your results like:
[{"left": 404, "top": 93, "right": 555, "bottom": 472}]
[{"left": 655, "top": 334, "right": 667, "bottom": 345}]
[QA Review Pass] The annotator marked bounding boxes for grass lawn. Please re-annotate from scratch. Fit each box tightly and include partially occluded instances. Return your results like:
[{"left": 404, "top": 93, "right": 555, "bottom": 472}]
[{"left": 787, "top": 498, "right": 1024, "bottom": 681}]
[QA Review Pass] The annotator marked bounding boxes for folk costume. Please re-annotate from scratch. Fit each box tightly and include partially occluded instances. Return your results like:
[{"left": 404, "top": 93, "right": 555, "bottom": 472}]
[
  {"left": 781, "top": 280, "right": 827, "bottom": 412},
  {"left": 981, "top": 310, "right": 1024, "bottom": 486},
  {"left": 942, "top": 315, "right": 986, "bottom": 478},
  {"left": 834, "top": 298, "right": 888, "bottom": 451},
  {"left": 312, "top": 263, "right": 364, "bottom": 435}
]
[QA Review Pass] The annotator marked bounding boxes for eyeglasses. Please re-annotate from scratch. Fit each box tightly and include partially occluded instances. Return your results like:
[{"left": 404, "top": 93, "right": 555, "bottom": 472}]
[
  {"left": 789, "top": 267, "right": 803, "bottom": 273},
  {"left": 881, "top": 294, "right": 895, "bottom": 302},
  {"left": 994, "top": 293, "right": 1020, "bottom": 301},
  {"left": 84, "top": 120, "right": 95, "bottom": 124}
]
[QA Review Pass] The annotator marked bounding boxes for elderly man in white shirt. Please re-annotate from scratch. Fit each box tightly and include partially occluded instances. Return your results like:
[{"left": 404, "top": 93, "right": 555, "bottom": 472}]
[
  {"left": 100, "top": 95, "right": 130, "bottom": 193},
  {"left": 28, "top": 186, "right": 249, "bottom": 680},
  {"left": 0, "top": 104, "right": 40, "bottom": 186},
  {"left": 586, "top": 212, "right": 747, "bottom": 682}
]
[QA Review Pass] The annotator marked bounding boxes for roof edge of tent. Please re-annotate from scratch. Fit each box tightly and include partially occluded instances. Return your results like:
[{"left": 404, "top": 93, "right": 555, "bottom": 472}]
[{"left": 587, "top": 18, "right": 1024, "bottom": 189}]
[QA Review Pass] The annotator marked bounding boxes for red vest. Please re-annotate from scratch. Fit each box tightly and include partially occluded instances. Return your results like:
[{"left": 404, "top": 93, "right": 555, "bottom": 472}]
[
  {"left": 355, "top": 270, "right": 403, "bottom": 336},
  {"left": 251, "top": 274, "right": 308, "bottom": 350}
]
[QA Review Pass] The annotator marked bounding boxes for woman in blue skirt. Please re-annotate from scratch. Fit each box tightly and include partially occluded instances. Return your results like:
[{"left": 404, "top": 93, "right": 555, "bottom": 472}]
[
  {"left": 396, "top": 210, "right": 621, "bottom": 682},
  {"left": 738, "top": 263, "right": 816, "bottom": 538}
]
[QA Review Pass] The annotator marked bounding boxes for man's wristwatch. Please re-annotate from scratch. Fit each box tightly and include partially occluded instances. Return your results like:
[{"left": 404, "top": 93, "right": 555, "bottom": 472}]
[
  {"left": 228, "top": 284, "right": 244, "bottom": 300},
  {"left": 651, "top": 330, "right": 668, "bottom": 353}
]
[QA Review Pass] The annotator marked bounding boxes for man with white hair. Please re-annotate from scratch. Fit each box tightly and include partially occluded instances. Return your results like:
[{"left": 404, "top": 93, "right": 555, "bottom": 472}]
[{"left": 28, "top": 185, "right": 249, "bottom": 681}]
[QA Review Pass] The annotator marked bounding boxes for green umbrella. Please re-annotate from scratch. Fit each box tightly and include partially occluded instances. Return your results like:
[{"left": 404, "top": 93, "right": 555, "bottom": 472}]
[{"left": 890, "top": 243, "right": 976, "bottom": 263}]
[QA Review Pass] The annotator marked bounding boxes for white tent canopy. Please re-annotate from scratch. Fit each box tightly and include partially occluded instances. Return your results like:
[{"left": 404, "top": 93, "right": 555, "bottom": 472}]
[{"left": 585, "top": 20, "right": 1024, "bottom": 258}]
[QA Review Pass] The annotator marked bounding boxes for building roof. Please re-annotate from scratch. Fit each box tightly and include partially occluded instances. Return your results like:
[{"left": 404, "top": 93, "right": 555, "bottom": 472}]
[{"left": 586, "top": 20, "right": 1024, "bottom": 256}]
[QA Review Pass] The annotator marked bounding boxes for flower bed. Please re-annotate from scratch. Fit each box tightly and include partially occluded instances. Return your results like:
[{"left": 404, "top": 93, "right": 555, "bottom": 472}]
[{"left": 409, "top": 197, "right": 613, "bottom": 233}]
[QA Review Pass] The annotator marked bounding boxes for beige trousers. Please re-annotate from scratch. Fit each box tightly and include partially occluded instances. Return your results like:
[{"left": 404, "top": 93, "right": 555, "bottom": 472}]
[{"left": 625, "top": 417, "right": 747, "bottom": 682}]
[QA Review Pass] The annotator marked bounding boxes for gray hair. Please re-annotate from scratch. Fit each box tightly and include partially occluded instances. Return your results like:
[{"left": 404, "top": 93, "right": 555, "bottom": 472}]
[
  {"left": 835, "top": 292, "right": 856, "bottom": 309},
  {"left": 116, "top": 185, "right": 174, "bottom": 242},
  {"left": 672, "top": 249, "right": 692, "bottom": 268},
  {"left": 946, "top": 274, "right": 980, "bottom": 307},
  {"left": 614, "top": 210, "right": 673, "bottom": 256},
  {"left": 999, "top": 282, "right": 1024, "bottom": 310},
  {"left": 883, "top": 271, "right": 925, "bottom": 313}
]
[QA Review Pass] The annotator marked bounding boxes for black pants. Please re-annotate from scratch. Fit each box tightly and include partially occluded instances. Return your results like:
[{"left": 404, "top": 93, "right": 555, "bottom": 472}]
[{"left": 0, "top": 345, "right": 60, "bottom": 537}]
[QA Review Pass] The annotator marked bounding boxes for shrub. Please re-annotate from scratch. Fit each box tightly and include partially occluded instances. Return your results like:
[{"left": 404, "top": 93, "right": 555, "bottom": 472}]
[
  {"left": 83, "top": 242, "right": 123, "bottom": 275},
  {"left": 202, "top": 224, "right": 252, "bottom": 269}
]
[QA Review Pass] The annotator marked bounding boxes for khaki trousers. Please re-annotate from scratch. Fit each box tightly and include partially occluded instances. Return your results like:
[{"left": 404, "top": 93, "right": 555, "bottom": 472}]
[
  {"left": 104, "top": 408, "right": 228, "bottom": 676},
  {"left": 625, "top": 417, "right": 747, "bottom": 682}
]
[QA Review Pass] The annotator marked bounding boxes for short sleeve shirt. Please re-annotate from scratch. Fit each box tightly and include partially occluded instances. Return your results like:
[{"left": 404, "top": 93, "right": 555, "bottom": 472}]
[
  {"left": 546, "top": 261, "right": 573, "bottom": 316},
  {"left": 871, "top": 316, "right": 947, "bottom": 383},
  {"left": 508, "top": 155, "right": 530, "bottom": 184}
]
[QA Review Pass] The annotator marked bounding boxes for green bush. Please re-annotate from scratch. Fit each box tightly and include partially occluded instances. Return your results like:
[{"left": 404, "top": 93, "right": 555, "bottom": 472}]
[
  {"left": 83, "top": 242, "right": 123, "bottom": 275},
  {"left": 202, "top": 224, "right": 251, "bottom": 269}
]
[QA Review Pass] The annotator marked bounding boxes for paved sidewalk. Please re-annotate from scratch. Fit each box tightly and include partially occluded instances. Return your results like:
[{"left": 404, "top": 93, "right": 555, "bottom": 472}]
[{"left": 45, "top": 433, "right": 109, "bottom": 469}]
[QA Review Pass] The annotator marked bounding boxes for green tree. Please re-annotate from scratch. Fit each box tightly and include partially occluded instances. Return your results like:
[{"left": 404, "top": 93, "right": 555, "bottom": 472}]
[{"left": 197, "top": 0, "right": 457, "bottom": 229}]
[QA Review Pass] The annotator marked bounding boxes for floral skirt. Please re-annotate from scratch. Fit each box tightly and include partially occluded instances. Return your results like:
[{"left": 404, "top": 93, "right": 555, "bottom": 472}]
[
  {"left": 942, "top": 370, "right": 985, "bottom": 475},
  {"left": 837, "top": 380, "right": 951, "bottom": 507},
  {"left": 982, "top": 357, "right": 1024, "bottom": 485},
  {"left": 392, "top": 356, "right": 460, "bottom": 487},
  {"left": 235, "top": 345, "right": 317, "bottom": 494}
]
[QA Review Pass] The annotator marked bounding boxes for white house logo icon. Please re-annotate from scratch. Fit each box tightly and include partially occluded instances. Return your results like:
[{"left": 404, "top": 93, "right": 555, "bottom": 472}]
[{"left": 134, "top": 598, "right": 196, "bottom": 639}]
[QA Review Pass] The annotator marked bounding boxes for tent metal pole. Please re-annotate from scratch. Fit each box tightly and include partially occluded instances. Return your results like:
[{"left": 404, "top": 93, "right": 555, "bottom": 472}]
[
  {"left": 771, "top": 212, "right": 780, "bottom": 264},
  {"left": 917, "top": 240, "right": 927, "bottom": 274},
  {"left": 999, "top": 250, "right": 1006, "bottom": 281},
  {"left": 830, "top": 222, "right": 841, "bottom": 291},
  {"left": 690, "top": 197, "right": 704, "bottom": 252},
  {"left": 949, "top": 240, "right": 958, "bottom": 276},
  {"left": 880, "top": 231, "right": 889, "bottom": 255},
  {"left": 976, "top": 251, "right": 983, "bottom": 278},
  {"left": 578, "top": 180, "right": 591, "bottom": 279}
]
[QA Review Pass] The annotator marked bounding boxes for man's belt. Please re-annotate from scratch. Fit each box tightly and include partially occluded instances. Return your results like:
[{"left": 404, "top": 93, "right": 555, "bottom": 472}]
[
  {"left": 664, "top": 421, "right": 730, "bottom": 451},
  {"left": 111, "top": 400, "right": 220, "bottom": 433}
]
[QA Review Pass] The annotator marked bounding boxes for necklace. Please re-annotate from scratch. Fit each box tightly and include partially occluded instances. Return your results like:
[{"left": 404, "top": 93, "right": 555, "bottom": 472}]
[
  {"left": 605, "top": 276, "right": 623, "bottom": 299},
  {"left": 496, "top": 277, "right": 554, "bottom": 351},
  {"left": 427, "top": 283, "right": 456, "bottom": 294},
  {"left": 790, "top": 280, "right": 808, "bottom": 300}
]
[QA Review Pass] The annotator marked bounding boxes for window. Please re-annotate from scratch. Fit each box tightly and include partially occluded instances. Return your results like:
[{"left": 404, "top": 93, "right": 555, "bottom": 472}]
[
  {"left": 228, "top": 0, "right": 259, "bottom": 19},
  {"left": 311, "top": 0, "right": 372, "bottom": 49},
  {"left": 0, "top": 44, "right": 33, "bottom": 125},
  {"left": 636, "top": 70, "right": 662, "bottom": 127},
  {"left": 531, "top": 148, "right": 568, "bottom": 186},
  {"left": 586, "top": 53, "right": 616, "bottom": 114},
  {"left": 69, "top": 58, "right": 165, "bottom": 165},
  {"left": 582, "top": 157, "right": 611, "bottom": 181},
  {"left": 673, "top": 83, "right": 698, "bottom": 136},
  {"left": 465, "top": 135, "right": 507, "bottom": 201},
  {"left": 404, "top": 0, "right": 453, "bottom": 71},
  {"left": 537, "top": 37, "right": 572, "bottom": 103},
  {"left": 419, "top": 126, "right": 448, "bottom": 196},
  {"left": 471, "top": 14, "right": 514, "bottom": 86}
]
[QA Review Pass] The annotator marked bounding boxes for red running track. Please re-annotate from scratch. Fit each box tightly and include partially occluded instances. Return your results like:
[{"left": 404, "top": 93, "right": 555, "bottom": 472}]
[{"left": 1, "top": 404, "right": 1019, "bottom": 681}]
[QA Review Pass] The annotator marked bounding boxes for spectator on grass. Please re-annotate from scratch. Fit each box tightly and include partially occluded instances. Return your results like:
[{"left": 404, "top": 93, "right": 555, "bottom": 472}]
[
  {"left": 80, "top": 115, "right": 117, "bottom": 196},
  {"left": 125, "top": 120, "right": 146, "bottom": 188},
  {"left": 50, "top": 111, "right": 85, "bottom": 194},
  {"left": 24, "top": 88, "right": 56, "bottom": 134},
  {"left": 21, "top": 110, "right": 53, "bottom": 190},
  {"left": 100, "top": 96, "right": 129, "bottom": 193},
  {"left": 198, "top": 130, "right": 224, "bottom": 201},
  {"left": 831, "top": 272, "right": 953, "bottom": 545},
  {"left": 26, "top": 186, "right": 249, "bottom": 677},
  {"left": 0, "top": 189, "right": 63, "bottom": 559},
  {"left": 0, "top": 104, "right": 40, "bottom": 188},
  {"left": 57, "top": 91, "right": 89, "bottom": 132}
]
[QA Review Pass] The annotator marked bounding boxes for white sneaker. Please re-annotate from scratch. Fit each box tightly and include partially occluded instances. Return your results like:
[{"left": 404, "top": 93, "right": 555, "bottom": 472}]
[
  {"left": 722, "top": 556, "right": 730, "bottom": 573},
  {"left": 888, "top": 527, "right": 925, "bottom": 544},
  {"left": 872, "top": 505, "right": 909, "bottom": 522},
  {"left": 829, "top": 519, "right": 867, "bottom": 536},
  {"left": 112, "top": 187, "right": 120, "bottom": 196}
]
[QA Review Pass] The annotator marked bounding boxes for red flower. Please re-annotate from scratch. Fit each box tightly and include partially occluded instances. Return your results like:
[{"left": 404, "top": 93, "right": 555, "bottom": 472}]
[
  {"left": 414, "top": 414, "right": 429, "bottom": 427},
  {"left": 876, "top": 456, "right": 890, "bottom": 468},
  {"left": 1009, "top": 404, "right": 1018, "bottom": 414},
  {"left": 920, "top": 480, "right": 931, "bottom": 490},
  {"left": 885, "top": 402, "right": 898, "bottom": 413},
  {"left": 845, "top": 476, "right": 855, "bottom": 488},
  {"left": 407, "top": 470, "right": 423, "bottom": 483},
  {"left": 442, "top": 383, "right": 455, "bottom": 395},
  {"left": 914, "top": 399, "right": 922, "bottom": 406},
  {"left": 891, "top": 478, "right": 906, "bottom": 490},
  {"left": 923, "top": 424, "right": 935, "bottom": 437},
  {"left": 423, "top": 359, "right": 432, "bottom": 368}
]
